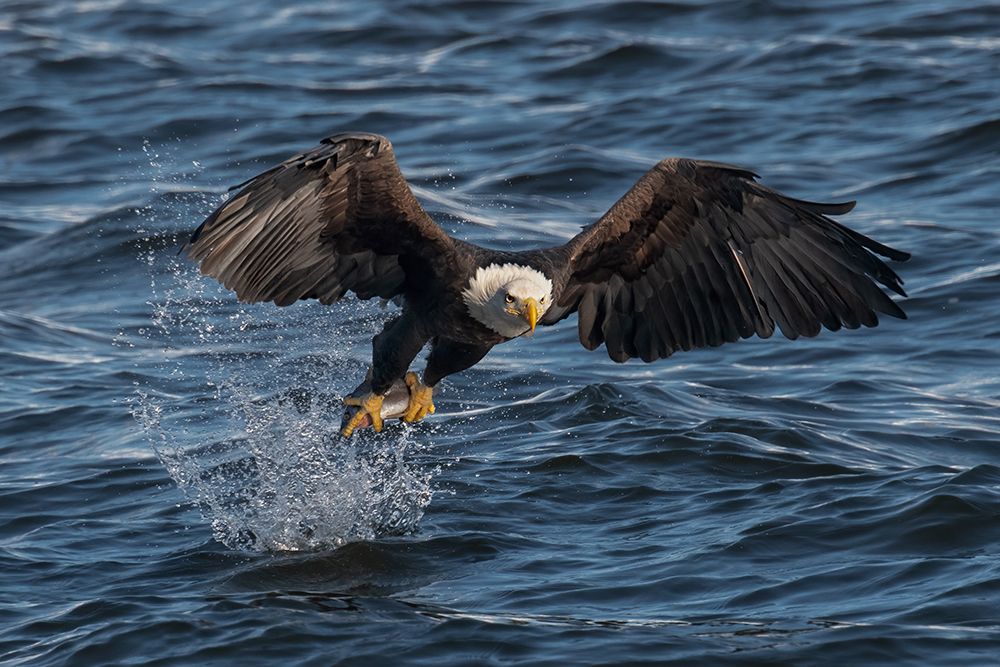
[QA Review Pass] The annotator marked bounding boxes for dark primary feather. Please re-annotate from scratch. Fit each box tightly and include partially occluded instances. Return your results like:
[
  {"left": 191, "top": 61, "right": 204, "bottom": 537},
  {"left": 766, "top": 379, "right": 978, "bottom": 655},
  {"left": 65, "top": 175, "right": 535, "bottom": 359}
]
[
  {"left": 540, "top": 158, "right": 910, "bottom": 363},
  {"left": 186, "top": 132, "right": 909, "bottom": 372},
  {"left": 186, "top": 133, "right": 457, "bottom": 306}
]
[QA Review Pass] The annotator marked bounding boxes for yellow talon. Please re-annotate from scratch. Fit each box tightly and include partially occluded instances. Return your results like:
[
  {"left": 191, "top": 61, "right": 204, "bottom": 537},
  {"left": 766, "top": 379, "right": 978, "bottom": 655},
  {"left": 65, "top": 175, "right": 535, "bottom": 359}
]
[
  {"left": 341, "top": 392, "right": 384, "bottom": 437},
  {"left": 402, "top": 372, "right": 435, "bottom": 423}
]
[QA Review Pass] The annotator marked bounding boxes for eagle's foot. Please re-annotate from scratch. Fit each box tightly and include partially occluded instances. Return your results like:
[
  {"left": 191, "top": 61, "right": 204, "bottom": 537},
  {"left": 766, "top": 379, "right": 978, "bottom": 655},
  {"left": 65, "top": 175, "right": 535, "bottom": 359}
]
[
  {"left": 402, "top": 372, "right": 435, "bottom": 423},
  {"left": 341, "top": 392, "right": 384, "bottom": 437}
]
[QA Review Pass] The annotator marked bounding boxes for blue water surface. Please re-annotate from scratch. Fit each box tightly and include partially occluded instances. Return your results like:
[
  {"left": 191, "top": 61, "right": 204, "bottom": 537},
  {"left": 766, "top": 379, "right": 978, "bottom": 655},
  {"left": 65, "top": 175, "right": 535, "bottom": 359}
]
[{"left": 1, "top": 1, "right": 999, "bottom": 664}]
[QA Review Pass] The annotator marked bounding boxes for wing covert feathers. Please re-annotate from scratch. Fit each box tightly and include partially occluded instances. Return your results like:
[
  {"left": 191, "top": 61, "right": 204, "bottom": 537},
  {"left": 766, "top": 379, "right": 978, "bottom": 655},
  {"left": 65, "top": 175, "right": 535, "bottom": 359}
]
[
  {"left": 187, "top": 137, "right": 909, "bottom": 366},
  {"left": 186, "top": 133, "right": 455, "bottom": 306},
  {"left": 546, "top": 158, "right": 909, "bottom": 362}
]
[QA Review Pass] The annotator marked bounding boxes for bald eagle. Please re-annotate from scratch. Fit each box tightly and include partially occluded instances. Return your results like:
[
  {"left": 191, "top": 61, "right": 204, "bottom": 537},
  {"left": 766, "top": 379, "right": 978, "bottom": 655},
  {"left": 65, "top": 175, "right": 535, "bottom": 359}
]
[{"left": 186, "top": 133, "right": 909, "bottom": 437}]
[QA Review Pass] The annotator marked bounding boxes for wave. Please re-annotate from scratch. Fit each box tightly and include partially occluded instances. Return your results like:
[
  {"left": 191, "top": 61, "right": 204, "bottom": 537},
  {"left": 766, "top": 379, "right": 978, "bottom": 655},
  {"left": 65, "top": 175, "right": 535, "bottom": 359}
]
[{"left": 543, "top": 42, "right": 692, "bottom": 80}]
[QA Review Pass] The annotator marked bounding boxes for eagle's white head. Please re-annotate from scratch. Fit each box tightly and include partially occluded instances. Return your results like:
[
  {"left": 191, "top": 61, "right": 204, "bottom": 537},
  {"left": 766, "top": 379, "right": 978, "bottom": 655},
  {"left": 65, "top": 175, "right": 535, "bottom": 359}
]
[{"left": 462, "top": 263, "right": 554, "bottom": 338}]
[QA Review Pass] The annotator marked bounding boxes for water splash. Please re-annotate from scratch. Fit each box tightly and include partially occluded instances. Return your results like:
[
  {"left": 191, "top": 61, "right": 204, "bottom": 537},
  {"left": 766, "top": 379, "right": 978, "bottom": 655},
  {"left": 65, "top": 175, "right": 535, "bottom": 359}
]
[
  {"left": 133, "top": 385, "right": 434, "bottom": 551},
  {"left": 126, "top": 141, "right": 435, "bottom": 552}
]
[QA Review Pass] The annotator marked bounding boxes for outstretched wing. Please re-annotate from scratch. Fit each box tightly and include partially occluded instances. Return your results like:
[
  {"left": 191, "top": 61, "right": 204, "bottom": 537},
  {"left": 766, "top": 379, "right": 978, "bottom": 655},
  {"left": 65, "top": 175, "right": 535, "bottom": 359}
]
[
  {"left": 540, "top": 158, "right": 910, "bottom": 362},
  {"left": 185, "top": 133, "right": 456, "bottom": 306}
]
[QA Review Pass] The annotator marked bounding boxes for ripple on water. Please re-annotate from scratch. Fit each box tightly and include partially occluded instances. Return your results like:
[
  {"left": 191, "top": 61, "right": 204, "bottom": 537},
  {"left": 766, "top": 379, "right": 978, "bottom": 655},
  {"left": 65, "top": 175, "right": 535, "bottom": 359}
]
[{"left": 2, "top": 0, "right": 999, "bottom": 664}]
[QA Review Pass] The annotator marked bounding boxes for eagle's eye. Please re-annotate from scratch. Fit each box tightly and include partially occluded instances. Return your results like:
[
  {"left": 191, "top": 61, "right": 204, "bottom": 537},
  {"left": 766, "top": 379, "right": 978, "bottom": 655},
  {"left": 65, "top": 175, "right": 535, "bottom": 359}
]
[
  {"left": 540, "top": 296, "right": 546, "bottom": 304},
  {"left": 505, "top": 294, "right": 515, "bottom": 304}
]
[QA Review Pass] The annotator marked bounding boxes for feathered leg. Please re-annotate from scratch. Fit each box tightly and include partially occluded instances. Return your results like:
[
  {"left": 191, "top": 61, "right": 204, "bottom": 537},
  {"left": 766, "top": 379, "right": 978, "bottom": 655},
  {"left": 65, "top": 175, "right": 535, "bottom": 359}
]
[
  {"left": 342, "top": 311, "right": 428, "bottom": 437},
  {"left": 396, "top": 338, "right": 494, "bottom": 425}
]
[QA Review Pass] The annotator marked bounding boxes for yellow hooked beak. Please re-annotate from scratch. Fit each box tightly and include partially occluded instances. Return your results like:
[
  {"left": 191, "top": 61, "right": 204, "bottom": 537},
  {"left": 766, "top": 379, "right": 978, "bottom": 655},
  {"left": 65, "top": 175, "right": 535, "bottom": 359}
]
[{"left": 522, "top": 297, "right": 539, "bottom": 334}]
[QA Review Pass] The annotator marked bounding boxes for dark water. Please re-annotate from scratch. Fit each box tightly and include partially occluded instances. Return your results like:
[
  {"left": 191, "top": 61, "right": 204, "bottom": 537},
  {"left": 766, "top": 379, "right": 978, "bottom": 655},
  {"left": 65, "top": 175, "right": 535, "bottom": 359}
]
[{"left": 2, "top": 0, "right": 999, "bottom": 664}]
